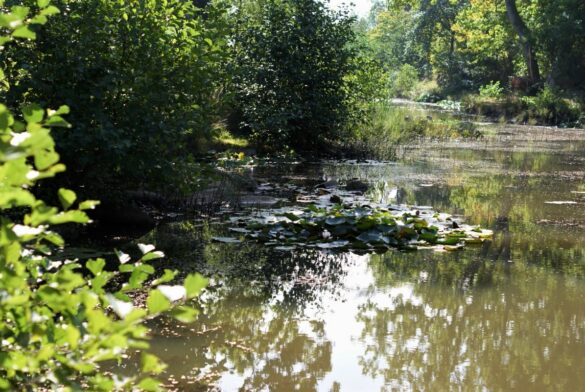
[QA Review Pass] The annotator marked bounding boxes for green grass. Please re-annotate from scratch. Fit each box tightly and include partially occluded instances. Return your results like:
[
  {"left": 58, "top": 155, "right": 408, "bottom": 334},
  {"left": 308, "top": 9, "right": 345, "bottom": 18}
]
[{"left": 345, "top": 104, "right": 480, "bottom": 159}]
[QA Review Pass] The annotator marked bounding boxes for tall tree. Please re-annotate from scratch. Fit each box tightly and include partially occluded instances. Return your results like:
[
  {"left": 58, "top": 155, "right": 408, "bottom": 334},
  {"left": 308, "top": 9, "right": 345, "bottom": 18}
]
[{"left": 504, "top": 0, "right": 540, "bottom": 83}]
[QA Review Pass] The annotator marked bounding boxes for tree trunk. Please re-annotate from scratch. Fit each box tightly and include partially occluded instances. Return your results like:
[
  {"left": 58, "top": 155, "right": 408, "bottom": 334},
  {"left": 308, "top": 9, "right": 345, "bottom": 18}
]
[{"left": 505, "top": 0, "right": 540, "bottom": 84}]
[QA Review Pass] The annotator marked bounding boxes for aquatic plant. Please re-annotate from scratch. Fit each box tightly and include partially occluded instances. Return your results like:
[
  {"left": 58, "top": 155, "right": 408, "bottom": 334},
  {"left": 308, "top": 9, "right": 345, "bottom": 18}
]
[{"left": 216, "top": 204, "right": 492, "bottom": 253}]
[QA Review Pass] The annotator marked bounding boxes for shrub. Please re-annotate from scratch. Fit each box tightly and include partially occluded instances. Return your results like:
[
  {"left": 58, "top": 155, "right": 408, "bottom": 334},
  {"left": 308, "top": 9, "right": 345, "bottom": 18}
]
[
  {"left": 0, "top": 3, "right": 207, "bottom": 390},
  {"left": 413, "top": 80, "right": 442, "bottom": 103},
  {"left": 233, "top": 0, "right": 360, "bottom": 153},
  {"left": 520, "top": 86, "right": 576, "bottom": 125},
  {"left": 389, "top": 64, "right": 418, "bottom": 99},
  {"left": 2, "top": 0, "right": 229, "bottom": 194},
  {"left": 479, "top": 81, "right": 505, "bottom": 99}
]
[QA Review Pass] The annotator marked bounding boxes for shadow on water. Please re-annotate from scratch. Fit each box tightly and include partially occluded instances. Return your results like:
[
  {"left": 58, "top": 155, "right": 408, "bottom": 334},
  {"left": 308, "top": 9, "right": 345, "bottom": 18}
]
[{"left": 122, "top": 124, "right": 585, "bottom": 391}]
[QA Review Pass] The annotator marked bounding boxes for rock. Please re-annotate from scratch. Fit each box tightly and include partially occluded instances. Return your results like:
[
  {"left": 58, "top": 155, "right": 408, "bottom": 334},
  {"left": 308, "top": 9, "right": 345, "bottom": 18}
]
[
  {"left": 329, "top": 195, "right": 342, "bottom": 204},
  {"left": 345, "top": 179, "right": 369, "bottom": 193},
  {"left": 316, "top": 179, "right": 338, "bottom": 189}
]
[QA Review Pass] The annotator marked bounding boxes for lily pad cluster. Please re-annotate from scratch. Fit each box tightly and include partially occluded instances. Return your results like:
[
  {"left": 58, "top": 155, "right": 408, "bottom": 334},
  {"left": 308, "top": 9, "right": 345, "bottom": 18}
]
[{"left": 214, "top": 204, "right": 493, "bottom": 253}]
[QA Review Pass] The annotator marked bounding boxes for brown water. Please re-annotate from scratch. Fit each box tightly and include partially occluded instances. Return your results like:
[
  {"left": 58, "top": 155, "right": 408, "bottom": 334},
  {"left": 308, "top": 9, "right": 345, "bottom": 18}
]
[{"left": 136, "top": 124, "right": 585, "bottom": 391}]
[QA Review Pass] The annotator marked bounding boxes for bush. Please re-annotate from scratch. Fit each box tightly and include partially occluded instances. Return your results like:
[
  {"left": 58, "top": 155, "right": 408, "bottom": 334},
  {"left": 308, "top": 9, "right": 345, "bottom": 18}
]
[
  {"left": 479, "top": 81, "right": 505, "bottom": 99},
  {"left": 413, "top": 79, "right": 443, "bottom": 103},
  {"left": 233, "top": 0, "right": 360, "bottom": 153},
  {"left": 0, "top": 3, "right": 207, "bottom": 390},
  {"left": 520, "top": 86, "right": 578, "bottom": 125},
  {"left": 389, "top": 64, "right": 419, "bottom": 99},
  {"left": 2, "top": 0, "right": 229, "bottom": 194}
]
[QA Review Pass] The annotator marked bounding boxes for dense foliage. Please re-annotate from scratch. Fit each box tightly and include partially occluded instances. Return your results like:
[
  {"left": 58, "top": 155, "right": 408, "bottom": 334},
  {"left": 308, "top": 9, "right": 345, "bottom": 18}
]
[
  {"left": 0, "top": 2, "right": 207, "bottom": 390},
  {"left": 368, "top": 0, "right": 585, "bottom": 94},
  {"left": 1, "top": 0, "right": 229, "bottom": 193},
  {"left": 232, "top": 0, "right": 365, "bottom": 153}
]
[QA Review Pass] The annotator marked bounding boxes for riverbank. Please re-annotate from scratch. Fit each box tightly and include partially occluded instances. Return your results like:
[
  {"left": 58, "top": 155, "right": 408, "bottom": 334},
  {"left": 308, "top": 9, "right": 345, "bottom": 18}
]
[{"left": 461, "top": 92, "right": 585, "bottom": 128}]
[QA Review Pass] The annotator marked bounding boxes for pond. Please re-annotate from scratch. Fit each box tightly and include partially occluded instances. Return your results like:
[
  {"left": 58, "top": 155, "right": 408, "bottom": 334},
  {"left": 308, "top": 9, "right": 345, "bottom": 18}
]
[{"left": 129, "top": 123, "right": 585, "bottom": 391}]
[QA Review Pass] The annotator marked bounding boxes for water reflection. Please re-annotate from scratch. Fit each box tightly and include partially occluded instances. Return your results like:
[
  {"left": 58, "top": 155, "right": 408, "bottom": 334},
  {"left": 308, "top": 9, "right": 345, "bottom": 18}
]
[
  {"left": 139, "top": 126, "right": 585, "bottom": 391},
  {"left": 358, "top": 252, "right": 585, "bottom": 391}
]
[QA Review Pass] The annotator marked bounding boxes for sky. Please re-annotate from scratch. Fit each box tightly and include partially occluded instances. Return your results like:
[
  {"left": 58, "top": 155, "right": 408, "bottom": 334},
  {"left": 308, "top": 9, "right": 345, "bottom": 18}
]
[{"left": 327, "top": 0, "right": 372, "bottom": 18}]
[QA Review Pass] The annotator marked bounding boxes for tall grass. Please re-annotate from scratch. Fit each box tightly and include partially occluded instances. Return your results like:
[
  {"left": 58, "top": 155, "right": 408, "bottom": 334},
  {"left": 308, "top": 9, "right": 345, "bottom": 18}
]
[{"left": 345, "top": 104, "right": 480, "bottom": 160}]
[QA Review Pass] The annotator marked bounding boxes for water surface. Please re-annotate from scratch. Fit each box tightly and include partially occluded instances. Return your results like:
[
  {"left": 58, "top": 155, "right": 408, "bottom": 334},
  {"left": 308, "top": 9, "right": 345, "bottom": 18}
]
[{"left": 140, "top": 124, "right": 585, "bottom": 391}]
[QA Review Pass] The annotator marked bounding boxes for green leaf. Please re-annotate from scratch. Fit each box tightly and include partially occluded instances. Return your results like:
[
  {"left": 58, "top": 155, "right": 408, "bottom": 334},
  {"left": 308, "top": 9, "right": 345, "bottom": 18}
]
[
  {"left": 184, "top": 273, "right": 208, "bottom": 299},
  {"left": 86, "top": 259, "right": 105, "bottom": 276},
  {"left": 22, "top": 104, "right": 44, "bottom": 123},
  {"left": 152, "top": 269, "right": 177, "bottom": 286},
  {"left": 39, "top": 6, "right": 60, "bottom": 17},
  {"left": 170, "top": 306, "right": 199, "bottom": 323},
  {"left": 48, "top": 210, "right": 89, "bottom": 225},
  {"left": 137, "top": 378, "right": 162, "bottom": 392},
  {"left": 44, "top": 115, "right": 71, "bottom": 128},
  {"left": 141, "top": 251, "right": 165, "bottom": 262},
  {"left": 141, "top": 353, "right": 166, "bottom": 374},
  {"left": 146, "top": 290, "right": 171, "bottom": 314},
  {"left": 34, "top": 150, "right": 60, "bottom": 171},
  {"left": 79, "top": 200, "right": 100, "bottom": 210},
  {"left": 115, "top": 249, "right": 131, "bottom": 264},
  {"left": 11, "top": 26, "right": 36, "bottom": 39},
  {"left": 37, "top": 0, "right": 50, "bottom": 8},
  {"left": 138, "top": 243, "right": 156, "bottom": 254},
  {"left": 58, "top": 188, "right": 76, "bottom": 210}
]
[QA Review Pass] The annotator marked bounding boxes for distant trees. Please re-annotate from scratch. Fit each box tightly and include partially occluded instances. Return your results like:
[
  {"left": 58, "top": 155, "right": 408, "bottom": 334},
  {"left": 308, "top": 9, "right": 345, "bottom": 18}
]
[{"left": 367, "top": 0, "right": 585, "bottom": 92}]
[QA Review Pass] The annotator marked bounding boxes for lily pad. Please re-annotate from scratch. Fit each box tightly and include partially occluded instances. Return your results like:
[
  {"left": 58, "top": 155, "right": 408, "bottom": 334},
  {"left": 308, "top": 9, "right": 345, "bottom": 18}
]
[
  {"left": 316, "top": 241, "right": 350, "bottom": 249},
  {"left": 215, "top": 204, "right": 491, "bottom": 254},
  {"left": 211, "top": 237, "right": 242, "bottom": 244}
]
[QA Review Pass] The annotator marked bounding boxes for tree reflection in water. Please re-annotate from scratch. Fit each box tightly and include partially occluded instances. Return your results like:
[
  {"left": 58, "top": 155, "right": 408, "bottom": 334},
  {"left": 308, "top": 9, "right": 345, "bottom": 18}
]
[
  {"left": 356, "top": 249, "right": 585, "bottom": 391},
  {"left": 139, "top": 242, "right": 352, "bottom": 391},
  {"left": 130, "top": 135, "right": 585, "bottom": 391}
]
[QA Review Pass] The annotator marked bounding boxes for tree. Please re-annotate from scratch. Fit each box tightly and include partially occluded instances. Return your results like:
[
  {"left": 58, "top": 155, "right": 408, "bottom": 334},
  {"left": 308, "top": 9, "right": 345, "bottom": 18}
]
[
  {"left": 504, "top": 0, "right": 540, "bottom": 83},
  {"left": 233, "top": 0, "right": 360, "bottom": 153},
  {"left": 2, "top": 0, "right": 229, "bottom": 195}
]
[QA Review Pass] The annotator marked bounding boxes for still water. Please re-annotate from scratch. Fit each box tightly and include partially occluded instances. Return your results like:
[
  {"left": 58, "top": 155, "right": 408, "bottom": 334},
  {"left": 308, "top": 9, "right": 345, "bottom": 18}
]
[{"left": 140, "top": 125, "right": 585, "bottom": 391}]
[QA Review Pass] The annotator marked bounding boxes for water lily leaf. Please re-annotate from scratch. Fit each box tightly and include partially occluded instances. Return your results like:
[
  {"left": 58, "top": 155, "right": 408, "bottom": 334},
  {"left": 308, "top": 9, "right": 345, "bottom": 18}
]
[
  {"left": 283, "top": 212, "right": 301, "bottom": 221},
  {"left": 229, "top": 227, "right": 250, "bottom": 234},
  {"left": 419, "top": 232, "right": 438, "bottom": 244},
  {"left": 316, "top": 240, "right": 349, "bottom": 249},
  {"left": 444, "top": 244, "right": 464, "bottom": 251},
  {"left": 211, "top": 237, "right": 242, "bottom": 244},
  {"left": 397, "top": 226, "right": 418, "bottom": 240},
  {"left": 325, "top": 217, "right": 346, "bottom": 225},
  {"left": 330, "top": 224, "right": 353, "bottom": 236},
  {"left": 218, "top": 203, "right": 488, "bottom": 255},
  {"left": 356, "top": 220, "right": 377, "bottom": 231},
  {"left": 356, "top": 231, "right": 383, "bottom": 244},
  {"left": 438, "top": 237, "right": 461, "bottom": 246},
  {"left": 274, "top": 246, "right": 296, "bottom": 251}
]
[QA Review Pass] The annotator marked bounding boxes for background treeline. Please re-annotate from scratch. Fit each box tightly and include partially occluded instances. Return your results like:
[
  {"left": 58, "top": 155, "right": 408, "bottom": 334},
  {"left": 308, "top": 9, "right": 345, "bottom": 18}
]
[
  {"left": 366, "top": 0, "right": 585, "bottom": 125},
  {"left": 368, "top": 0, "right": 585, "bottom": 92}
]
